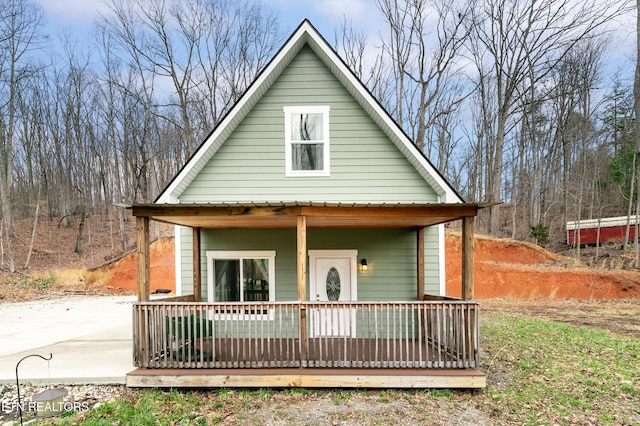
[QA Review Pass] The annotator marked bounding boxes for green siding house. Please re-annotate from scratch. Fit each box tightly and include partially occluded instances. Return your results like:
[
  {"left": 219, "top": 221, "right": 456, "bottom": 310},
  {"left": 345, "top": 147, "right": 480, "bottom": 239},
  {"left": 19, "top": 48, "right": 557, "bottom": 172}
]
[{"left": 127, "top": 20, "right": 486, "bottom": 389}]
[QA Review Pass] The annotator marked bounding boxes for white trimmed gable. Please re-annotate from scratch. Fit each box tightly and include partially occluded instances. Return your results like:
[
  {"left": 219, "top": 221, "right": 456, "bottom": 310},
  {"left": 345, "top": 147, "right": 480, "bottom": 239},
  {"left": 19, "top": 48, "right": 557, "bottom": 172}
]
[{"left": 157, "top": 20, "right": 462, "bottom": 205}]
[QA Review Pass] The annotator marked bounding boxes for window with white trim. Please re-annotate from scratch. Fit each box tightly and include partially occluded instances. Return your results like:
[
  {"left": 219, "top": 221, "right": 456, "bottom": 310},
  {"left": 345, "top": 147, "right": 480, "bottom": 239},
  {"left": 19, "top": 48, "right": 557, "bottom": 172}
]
[
  {"left": 206, "top": 251, "right": 276, "bottom": 319},
  {"left": 284, "top": 106, "right": 330, "bottom": 176}
]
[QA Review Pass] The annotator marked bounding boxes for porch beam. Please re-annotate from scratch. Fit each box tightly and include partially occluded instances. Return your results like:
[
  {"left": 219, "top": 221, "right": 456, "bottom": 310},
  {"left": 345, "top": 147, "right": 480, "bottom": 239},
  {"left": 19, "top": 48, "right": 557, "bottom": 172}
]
[
  {"left": 149, "top": 215, "right": 457, "bottom": 230},
  {"left": 300, "top": 205, "right": 478, "bottom": 218},
  {"left": 136, "top": 216, "right": 150, "bottom": 302},
  {"left": 193, "top": 227, "right": 202, "bottom": 302},
  {"left": 131, "top": 203, "right": 486, "bottom": 218},
  {"left": 130, "top": 203, "right": 485, "bottom": 230},
  {"left": 417, "top": 227, "right": 425, "bottom": 300},
  {"left": 461, "top": 216, "right": 475, "bottom": 301},
  {"left": 133, "top": 205, "right": 302, "bottom": 217}
]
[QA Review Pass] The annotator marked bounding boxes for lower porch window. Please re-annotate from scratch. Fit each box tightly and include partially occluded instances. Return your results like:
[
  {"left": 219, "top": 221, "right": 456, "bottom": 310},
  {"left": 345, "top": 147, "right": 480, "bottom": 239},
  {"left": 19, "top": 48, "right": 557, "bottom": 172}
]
[{"left": 206, "top": 251, "right": 276, "bottom": 319}]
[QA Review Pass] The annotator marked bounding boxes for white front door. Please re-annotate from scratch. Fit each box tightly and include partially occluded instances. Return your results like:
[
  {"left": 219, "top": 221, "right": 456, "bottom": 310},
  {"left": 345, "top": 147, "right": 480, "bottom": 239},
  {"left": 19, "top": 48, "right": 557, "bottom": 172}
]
[{"left": 309, "top": 250, "right": 357, "bottom": 337}]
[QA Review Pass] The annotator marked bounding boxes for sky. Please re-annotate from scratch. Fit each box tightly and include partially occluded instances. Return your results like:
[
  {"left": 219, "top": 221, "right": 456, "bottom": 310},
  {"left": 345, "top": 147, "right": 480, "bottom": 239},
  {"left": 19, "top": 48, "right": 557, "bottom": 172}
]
[
  {"left": 36, "top": 0, "right": 386, "bottom": 49},
  {"left": 35, "top": 0, "right": 637, "bottom": 77},
  {"left": 33, "top": 0, "right": 637, "bottom": 105}
]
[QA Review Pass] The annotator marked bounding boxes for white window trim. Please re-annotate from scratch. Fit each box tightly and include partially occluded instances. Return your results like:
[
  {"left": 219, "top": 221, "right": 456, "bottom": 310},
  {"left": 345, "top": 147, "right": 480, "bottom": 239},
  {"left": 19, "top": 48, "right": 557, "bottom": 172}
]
[
  {"left": 206, "top": 250, "right": 276, "bottom": 320},
  {"left": 283, "top": 105, "right": 330, "bottom": 177}
]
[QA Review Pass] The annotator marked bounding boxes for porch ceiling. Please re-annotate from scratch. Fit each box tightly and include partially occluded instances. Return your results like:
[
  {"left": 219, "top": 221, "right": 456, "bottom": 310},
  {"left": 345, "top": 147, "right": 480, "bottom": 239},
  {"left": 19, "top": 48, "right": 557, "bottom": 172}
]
[{"left": 129, "top": 202, "right": 490, "bottom": 229}]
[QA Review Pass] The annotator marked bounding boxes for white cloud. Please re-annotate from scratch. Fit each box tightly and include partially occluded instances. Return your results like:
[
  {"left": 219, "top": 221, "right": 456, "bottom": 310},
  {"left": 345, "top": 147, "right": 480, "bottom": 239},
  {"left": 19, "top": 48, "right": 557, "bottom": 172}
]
[
  {"left": 311, "top": 0, "right": 367, "bottom": 19},
  {"left": 310, "top": 0, "right": 383, "bottom": 37},
  {"left": 37, "top": 0, "right": 109, "bottom": 23},
  {"left": 263, "top": 0, "right": 383, "bottom": 40}
]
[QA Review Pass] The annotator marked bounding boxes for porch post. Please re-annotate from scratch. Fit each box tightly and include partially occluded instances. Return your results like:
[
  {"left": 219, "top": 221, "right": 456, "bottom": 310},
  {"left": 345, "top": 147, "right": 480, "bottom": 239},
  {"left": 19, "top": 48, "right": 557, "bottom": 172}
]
[
  {"left": 417, "top": 227, "right": 425, "bottom": 300},
  {"left": 462, "top": 216, "right": 475, "bottom": 301},
  {"left": 297, "top": 216, "right": 307, "bottom": 301},
  {"left": 193, "top": 227, "right": 202, "bottom": 302},
  {"left": 297, "top": 215, "right": 308, "bottom": 364},
  {"left": 136, "top": 216, "right": 150, "bottom": 302}
]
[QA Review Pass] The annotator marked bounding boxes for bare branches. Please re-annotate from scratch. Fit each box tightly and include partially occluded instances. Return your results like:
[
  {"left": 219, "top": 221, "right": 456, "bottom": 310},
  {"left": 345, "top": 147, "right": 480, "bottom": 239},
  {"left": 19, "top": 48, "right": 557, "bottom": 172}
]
[
  {"left": 0, "top": 0, "right": 44, "bottom": 272},
  {"left": 0, "top": 0, "right": 637, "bottom": 261},
  {"left": 465, "top": 0, "right": 632, "bottom": 234},
  {"left": 372, "top": 0, "right": 472, "bottom": 157},
  {"left": 634, "top": 0, "right": 640, "bottom": 266}
]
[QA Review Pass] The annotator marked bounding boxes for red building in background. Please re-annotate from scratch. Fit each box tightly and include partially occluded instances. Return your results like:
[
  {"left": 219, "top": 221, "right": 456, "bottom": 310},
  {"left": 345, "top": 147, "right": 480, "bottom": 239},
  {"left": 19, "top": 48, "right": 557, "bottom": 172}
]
[{"left": 566, "top": 216, "right": 639, "bottom": 246}]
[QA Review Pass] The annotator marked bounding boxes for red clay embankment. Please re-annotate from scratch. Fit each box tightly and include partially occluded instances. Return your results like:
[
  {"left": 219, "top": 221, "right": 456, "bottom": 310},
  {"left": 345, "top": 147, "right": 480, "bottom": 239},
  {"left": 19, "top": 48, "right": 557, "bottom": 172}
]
[
  {"left": 102, "top": 233, "right": 640, "bottom": 299},
  {"left": 446, "top": 233, "right": 640, "bottom": 299}
]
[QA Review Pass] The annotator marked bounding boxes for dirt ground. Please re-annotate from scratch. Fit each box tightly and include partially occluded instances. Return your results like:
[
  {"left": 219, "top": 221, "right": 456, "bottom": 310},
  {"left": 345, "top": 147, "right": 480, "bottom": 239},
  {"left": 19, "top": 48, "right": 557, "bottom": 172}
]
[
  {"left": 102, "top": 237, "right": 176, "bottom": 294},
  {"left": 97, "top": 231, "right": 640, "bottom": 301},
  {"left": 445, "top": 233, "right": 640, "bottom": 300},
  {"left": 481, "top": 298, "right": 640, "bottom": 337},
  {"left": 0, "top": 215, "right": 171, "bottom": 277},
  {"left": 2, "top": 215, "right": 639, "bottom": 301}
]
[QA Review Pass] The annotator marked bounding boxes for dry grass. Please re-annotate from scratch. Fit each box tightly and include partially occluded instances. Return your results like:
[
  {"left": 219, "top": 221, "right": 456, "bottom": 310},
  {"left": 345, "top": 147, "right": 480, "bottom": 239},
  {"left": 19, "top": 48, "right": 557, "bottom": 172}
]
[
  {"left": 53, "top": 268, "right": 112, "bottom": 287},
  {"left": 0, "top": 269, "right": 112, "bottom": 302}
]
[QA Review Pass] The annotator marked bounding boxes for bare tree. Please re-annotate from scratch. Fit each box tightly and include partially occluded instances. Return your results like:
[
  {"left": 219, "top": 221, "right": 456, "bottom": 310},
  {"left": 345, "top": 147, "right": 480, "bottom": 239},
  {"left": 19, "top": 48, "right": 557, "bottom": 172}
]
[
  {"left": 376, "top": 0, "right": 412, "bottom": 125},
  {"left": 98, "top": 0, "right": 282, "bottom": 199},
  {"left": 466, "top": 0, "right": 632, "bottom": 236},
  {"left": 376, "top": 0, "right": 472, "bottom": 157},
  {"left": 635, "top": 0, "right": 640, "bottom": 266},
  {"left": 0, "top": 0, "right": 44, "bottom": 272},
  {"left": 191, "top": 0, "right": 281, "bottom": 131},
  {"left": 515, "top": 38, "right": 607, "bottom": 245},
  {"left": 101, "top": 0, "right": 199, "bottom": 153}
]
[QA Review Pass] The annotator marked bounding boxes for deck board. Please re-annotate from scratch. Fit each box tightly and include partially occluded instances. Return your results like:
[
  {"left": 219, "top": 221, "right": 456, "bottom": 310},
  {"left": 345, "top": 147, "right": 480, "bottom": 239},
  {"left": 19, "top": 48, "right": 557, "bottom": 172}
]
[{"left": 126, "top": 367, "right": 487, "bottom": 389}]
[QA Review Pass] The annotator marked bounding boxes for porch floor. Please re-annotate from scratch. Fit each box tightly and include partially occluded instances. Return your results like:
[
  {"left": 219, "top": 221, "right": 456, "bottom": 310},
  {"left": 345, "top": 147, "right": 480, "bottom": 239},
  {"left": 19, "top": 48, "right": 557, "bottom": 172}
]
[{"left": 126, "top": 367, "right": 487, "bottom": 389}]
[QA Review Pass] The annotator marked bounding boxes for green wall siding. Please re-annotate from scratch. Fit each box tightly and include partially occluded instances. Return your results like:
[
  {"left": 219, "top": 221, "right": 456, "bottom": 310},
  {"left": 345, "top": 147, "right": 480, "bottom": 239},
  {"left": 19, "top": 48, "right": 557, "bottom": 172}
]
[
  {"left": 180, "top": 227, "right": 442, "bottom": 300},
  {"left": 423, "top": 225, "right": 442, "bottom": 295},
  {"left": 179, "top": 45, "right": 438, "bottom": 204},
  {"left": 176, "top": 42, "right": 445, "bottom": 303}
]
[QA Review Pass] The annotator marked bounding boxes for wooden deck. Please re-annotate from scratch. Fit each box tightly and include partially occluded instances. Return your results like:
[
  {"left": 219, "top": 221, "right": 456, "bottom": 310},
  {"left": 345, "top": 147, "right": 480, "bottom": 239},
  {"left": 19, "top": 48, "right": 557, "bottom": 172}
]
[
  {"left": 131, "top": 300, "right": 485, "bottom": 388},
  {"left": 134, "top": 301, "right": 480, "bottom": 370},
  {"left": 126, "top": 367, "right": 487, "bottom": 389}
]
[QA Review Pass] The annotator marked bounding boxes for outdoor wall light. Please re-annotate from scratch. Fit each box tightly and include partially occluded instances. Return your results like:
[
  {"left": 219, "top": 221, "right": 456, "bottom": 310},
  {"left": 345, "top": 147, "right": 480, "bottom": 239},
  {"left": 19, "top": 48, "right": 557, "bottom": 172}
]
[{"left": 360, "top": 258, "right": 368, "bottom": 272}]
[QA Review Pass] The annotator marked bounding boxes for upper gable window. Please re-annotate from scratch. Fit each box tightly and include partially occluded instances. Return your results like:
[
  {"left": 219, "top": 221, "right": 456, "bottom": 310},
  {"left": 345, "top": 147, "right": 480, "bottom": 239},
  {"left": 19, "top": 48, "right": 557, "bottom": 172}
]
[{"left": 284, "top": 106, "right": 330, "bottom": 177}]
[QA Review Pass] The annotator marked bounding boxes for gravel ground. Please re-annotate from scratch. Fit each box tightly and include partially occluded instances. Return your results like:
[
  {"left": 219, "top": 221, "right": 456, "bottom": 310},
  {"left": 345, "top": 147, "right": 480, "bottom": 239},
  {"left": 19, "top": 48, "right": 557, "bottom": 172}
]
[
  {"left": 245, "top": 391, "right": 489, "bottom": 425},
  {"left": 0, "top": 385, "right": 491, "bottom": 426},
  {"left": 0, "top": 384, "right": 126, "bottom": 424}
]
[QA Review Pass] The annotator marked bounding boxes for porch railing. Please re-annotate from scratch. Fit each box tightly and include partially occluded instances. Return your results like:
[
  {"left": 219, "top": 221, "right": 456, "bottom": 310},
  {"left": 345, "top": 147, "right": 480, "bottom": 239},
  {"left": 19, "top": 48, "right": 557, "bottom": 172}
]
[{"left": 132, "top": 301, "right": 479, "bottom": 369}]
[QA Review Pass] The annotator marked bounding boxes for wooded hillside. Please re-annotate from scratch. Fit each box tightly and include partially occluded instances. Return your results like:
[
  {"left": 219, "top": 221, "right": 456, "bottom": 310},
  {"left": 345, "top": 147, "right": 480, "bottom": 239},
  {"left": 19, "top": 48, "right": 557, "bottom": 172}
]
[{"left": 0, "top": 0, "right": 637, "bottom": 273}]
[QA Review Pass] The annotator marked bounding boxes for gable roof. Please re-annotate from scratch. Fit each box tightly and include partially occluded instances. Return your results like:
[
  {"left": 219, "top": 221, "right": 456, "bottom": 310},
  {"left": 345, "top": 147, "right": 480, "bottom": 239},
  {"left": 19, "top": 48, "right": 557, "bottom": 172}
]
[{"left": 156, "top": 19, "right": 463, "bottom": 205}]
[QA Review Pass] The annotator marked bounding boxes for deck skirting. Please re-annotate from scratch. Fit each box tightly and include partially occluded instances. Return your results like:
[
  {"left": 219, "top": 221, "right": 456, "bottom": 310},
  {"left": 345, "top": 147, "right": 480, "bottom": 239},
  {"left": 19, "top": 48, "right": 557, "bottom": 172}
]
[{"left": 126, "top": 367, "right": 487, "bottom": 389}]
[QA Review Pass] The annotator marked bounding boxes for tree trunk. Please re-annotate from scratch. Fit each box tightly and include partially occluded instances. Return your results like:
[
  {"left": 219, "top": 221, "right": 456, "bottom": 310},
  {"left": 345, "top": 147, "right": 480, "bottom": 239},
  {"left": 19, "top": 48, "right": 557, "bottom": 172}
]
[
  {"left": 635, "top": 0, "right": 640, "bottom": 267},
  {"left": 24, "top": 185, "right": 41, "bottom": 269},
  {"left": 118, "top": 206, "right": 127, "bottom": 252},
  {"left": 0, "top": 189, "right": 14, "bottom": 273},
  {"left": 489, "top": 111, "right": 507, "bottom": 235},
  {"left": 75, "top": 212, "right": 86, "bottom": 254}
]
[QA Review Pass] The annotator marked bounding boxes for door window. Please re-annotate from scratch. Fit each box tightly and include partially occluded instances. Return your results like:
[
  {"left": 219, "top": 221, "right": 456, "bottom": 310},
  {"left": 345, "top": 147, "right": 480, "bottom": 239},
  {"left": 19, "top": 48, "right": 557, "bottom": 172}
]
[{"left": 325, "top": 267, "right": 341, "bottom": 301}]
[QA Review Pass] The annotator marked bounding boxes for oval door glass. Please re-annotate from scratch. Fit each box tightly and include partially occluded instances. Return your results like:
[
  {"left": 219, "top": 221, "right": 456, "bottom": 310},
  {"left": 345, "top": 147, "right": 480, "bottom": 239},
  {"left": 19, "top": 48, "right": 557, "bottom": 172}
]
[{"left": 325, "top": 267, "right": 341, "bottom": 301}]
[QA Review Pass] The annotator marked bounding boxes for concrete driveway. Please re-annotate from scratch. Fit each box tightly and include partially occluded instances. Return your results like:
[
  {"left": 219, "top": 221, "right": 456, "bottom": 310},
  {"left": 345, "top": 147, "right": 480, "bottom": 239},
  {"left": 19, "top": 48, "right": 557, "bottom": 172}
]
[{"left": 0, "top": 296, "right": 135, "bottom": 385}]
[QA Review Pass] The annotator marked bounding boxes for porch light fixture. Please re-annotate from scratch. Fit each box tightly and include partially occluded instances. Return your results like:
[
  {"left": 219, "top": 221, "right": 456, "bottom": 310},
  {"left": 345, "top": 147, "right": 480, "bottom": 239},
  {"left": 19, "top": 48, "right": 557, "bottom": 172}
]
[{"left": 360, "top": 259, "right": 368, "bottom": 272}]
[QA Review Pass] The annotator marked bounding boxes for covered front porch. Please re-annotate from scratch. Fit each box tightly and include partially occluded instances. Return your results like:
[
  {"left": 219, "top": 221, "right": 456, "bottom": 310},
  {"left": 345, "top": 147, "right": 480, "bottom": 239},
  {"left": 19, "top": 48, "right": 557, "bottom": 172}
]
[{"left": 126, "top": 202, "right": 487, "bottom": 388}]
